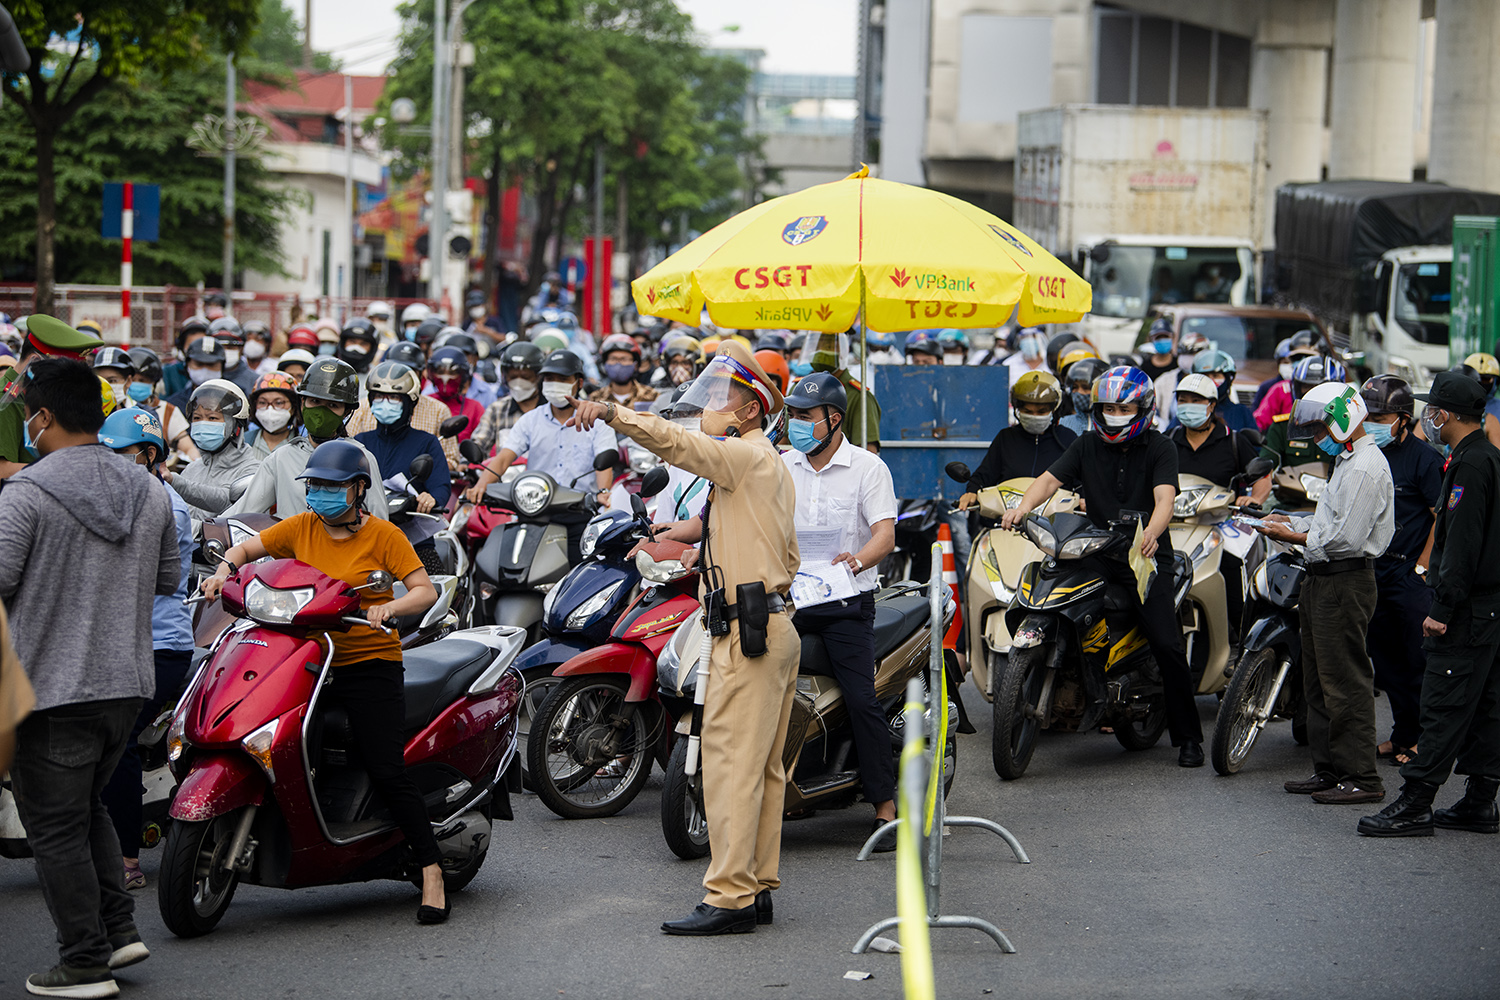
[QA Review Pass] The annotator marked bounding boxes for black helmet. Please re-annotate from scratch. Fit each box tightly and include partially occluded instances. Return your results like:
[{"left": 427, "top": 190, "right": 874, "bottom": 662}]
[
  {"left": 341, "top": 317, "right": 378, "bottom": 343},
  {"left": 755, "top": 331, "right": 789, "bottom": 354},
  {"left": 127, "top": 346, "right": 162, "bottom": 384},
  {"left": 1062, "top": 356, "right": 1110, "bottom": 391},
  {"left": 436, "top": 330, "right": 479, "bottom": 357},
  {"left": 1360, "top": 374, "right": 1414, "bottom": 419},
  {"left": 176, "top": 315, "right": 211, "bottom": 349},
  {"left": 185, "top": 336, "right": 227, "bottom": 365},
  {"left": 1045, "top": 334, "right": 1080, "bottom": 373},
  {"left": 413, "top": 317, "right": 444, "bottom": 350},
  {"left": 384, "top": 341, "right": 427, "bottom": 369},
  {"left": 204, "top": 291, "right": 228, "bottom": 308},
  {"left": 783, "top": 372, "right": 847, "bottom": 414},
  {"left": 296, "top": 440, "right": 372, "bottom": 488},
  {"left": 538, "top": 348, "right": 584, "bottom": 379},
  {"left": 427, "top": 345, "right": 471, "bottom": 378},
  {"left": 92, "top": 346, "right": 135, "bottom": 375},
  {"left": 297, "top": 357, "right": 361, "bottom": 405},
  {"left": 499, "top": 340, "right": 545, "bottom": 373},
  {"left": 207, "top": 317, "right": 243, "bottom": 345}
]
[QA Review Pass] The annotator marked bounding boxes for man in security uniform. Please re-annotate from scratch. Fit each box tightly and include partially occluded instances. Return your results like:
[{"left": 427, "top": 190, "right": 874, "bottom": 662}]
[
  {"left": 0, "top": 316, "right": 106, "bottom": 480},
  {"left": 571, "top": 342, "right": 801, "bottom": 934},
  {"left": 1360, "top": 371, "right": 1500, "bottom": 837}
]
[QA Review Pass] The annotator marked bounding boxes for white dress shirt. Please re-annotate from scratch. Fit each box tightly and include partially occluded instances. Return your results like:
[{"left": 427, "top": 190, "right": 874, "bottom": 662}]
[
  {"left": 782, "top": 436, "right": 898, "bottom": 592},
  {"left": 1288, "top": 435, "right": 1395, "bottom": 562},
  {"left": 507, "top": 403, "right": 619, "bottom": 488}
]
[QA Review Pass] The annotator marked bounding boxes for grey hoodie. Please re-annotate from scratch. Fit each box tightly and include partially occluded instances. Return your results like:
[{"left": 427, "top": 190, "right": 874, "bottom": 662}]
[{"left": 0, "top": 444, "right": 179, "bottom": 711}]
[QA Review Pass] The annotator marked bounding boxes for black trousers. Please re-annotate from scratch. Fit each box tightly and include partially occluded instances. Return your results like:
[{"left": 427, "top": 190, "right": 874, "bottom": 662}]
[
  {"left": 792, "top": 592, "right": 895, "bottom": 804},
  {"left": 1403, "top": 608, "right": 1500, "bottom": 786},
  {"left": 1300, "top": 568, "right": 1382, "bottom": 790},
  {"left": 101, "top": 648, "right": 194, "bottom": 857},
  {"left": 1368, "top": 565, "right": 1431, "bottom": 750},
  {"left": 1100, "top": 552, "right": 1203, "bottom": 746},
  {"left": 325, "top": 660, "right": 442, "bottom": 868}
]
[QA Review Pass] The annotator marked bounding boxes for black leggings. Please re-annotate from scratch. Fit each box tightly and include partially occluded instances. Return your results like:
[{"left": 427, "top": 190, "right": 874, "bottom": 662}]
[{"left": 326, "top": 659, "right": 442, "bottom": 868}]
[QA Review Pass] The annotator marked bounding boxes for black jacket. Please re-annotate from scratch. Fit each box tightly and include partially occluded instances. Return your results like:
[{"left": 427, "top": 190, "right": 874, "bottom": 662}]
[
  {"left": 967, "top": 423, "right": 1077, "bottom": 495},
  {"left": 1428, "top": 427, "right": 1500, "bottom": 624}
]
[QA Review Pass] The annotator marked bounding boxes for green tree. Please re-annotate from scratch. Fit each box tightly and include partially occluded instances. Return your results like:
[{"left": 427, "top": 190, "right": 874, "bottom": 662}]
[
  {"left": 248, "top": 0, "right": 339, "bottom": 74},
  {"left": 0, "top": 63, "right": 294, "bottom": 287},
  {"left": 2, "top": 0, "right": 260, "bottom": 312}
]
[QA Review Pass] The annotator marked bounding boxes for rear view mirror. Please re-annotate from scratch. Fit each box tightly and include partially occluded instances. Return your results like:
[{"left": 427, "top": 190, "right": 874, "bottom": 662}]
[
  {"left": 1239, "top": 428, "right": 1264, "bottom": 449},
  {"left": 439, "top": 415, "right": 470, "bottom": 439},
  {"left": 640, "top": 466, "right": 670, "bottom": 498},
  {"left": 945, "top": 461, "right": 971, "bottom": 484},
  {"left": 1246, "top": 457, "right": 1274, "bottom": 479},
  {"left": 458, "top": 440, "right": 485, "bottom": 465},
  {"left": 204, "top": 538, "right": 226, "bottom": 564},
  {"left": 631, "top": 493, "right": 647, "bottom": 520},
  {"left": 594, "top": 450, "right": 623, "bottom": 472},
  {"left": 407, "top": 454, "right": 434, "bottom": 484},
  {"left": 359, "top": 570, "right": 394, "bottom": 592}
]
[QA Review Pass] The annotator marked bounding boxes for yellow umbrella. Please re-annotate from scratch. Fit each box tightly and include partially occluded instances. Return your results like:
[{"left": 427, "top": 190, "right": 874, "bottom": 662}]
[{"left": 631, "top": 167, "right": 1091, "bottom": 333}]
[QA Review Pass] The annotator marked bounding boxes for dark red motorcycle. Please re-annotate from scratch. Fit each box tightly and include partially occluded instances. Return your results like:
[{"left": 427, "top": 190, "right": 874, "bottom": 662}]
[{"left": 159, "top": 558, "right": 528, "bottom": 938}]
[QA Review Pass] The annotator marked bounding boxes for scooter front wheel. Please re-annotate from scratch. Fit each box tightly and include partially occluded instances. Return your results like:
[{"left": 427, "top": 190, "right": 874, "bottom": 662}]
[
  {"left": 992, "top": 646, "right": 1046, "bottom": 780},
  {"left": 527, "top": 676, "right": 655, "bottom": 819},
  {"left": 1210, "top": 647, "right": 1281, "bottom": 775},
  {"left": 660, "top": 737, "right": 710, "bottom": 860},
  {"left": 158, "top": 813, "right": 241, "bottom": 938}
]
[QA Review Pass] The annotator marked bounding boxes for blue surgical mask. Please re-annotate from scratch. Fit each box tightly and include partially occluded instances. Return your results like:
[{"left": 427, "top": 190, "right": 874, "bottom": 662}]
[
  {"left": 306, "top": 485, "right": 352, "bottom": 519},
  {"left": 1152, "top": 336, "right": 1173, "bottom": 355},
  {"left": 790, "top": 360, "right": 813, "bottom": 378},
  {"left": 190, "top": 421, "right": 227, "bottom": 453},
  {"left": 1316, "top": 435, "right": 1344, "bottom": 457},
  {"left": 126, "top": 382, "right": 153, "bottom": 403},
  {"left": 21, "top": 411, "right": 42, "bottom": 460},
  {"left": 1176, "top": 402, "right": 1211, "bottom": 429},
  {"left": 1362, "top": 421, "right": 1394, "bottom": 448},
  {"left": 787, "top": 418, "right": 825, "bottom": 454},
  {"left": 370, "top": 399, "right": 404, "bottom": 425}
]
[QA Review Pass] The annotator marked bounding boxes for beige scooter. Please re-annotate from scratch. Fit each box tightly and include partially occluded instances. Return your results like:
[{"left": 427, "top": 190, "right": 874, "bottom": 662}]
[{"left": 1168, "top": 473, "right": 1238, "bottom": 696}]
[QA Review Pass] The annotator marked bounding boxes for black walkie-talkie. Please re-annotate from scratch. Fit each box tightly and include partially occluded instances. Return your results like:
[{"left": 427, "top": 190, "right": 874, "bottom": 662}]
[{"left": 700, "top": 495, "right": 730, "bottom": 636}]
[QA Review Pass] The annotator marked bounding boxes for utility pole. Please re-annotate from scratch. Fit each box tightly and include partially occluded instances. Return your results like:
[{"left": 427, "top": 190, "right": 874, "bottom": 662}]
[
  {"left": 428, "top": 0, "right": 448, "bottom": 309},
  {"left": 594, "top": 142, "right": 605, "bottom": 335},
  {"left": 223, "top": 53, "right": 236, "bottom": 295},
  {"left": 302, "top": 0, "right": 313, "bottom": 70},
  {"left": 344, "top": 73, "right": 355, "bottom": 312}
]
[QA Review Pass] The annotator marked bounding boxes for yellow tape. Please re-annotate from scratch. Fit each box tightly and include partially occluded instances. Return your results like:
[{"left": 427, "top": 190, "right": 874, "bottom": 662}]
[
  {"left": 923, "top": 660, "right": 948, "bottom": 838},
  {"left": 897, "top": 698, "right": 935, "bottom": 1000}
]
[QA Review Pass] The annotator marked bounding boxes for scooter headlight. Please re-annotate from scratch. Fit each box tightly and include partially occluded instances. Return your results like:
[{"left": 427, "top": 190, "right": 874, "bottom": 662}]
[
  {"left": 243, "top": 579, "right": 315, "bottom": 625},
  {"left": 565, "top": 579, "right": 625, "bottom": 630},
  {"left": 1299, "top": 473, "right": 1327, "bottom": 502},
  {"left": 1059, "top": 535, "right": 1111, "bottom": 559},
  {"left": 166, "top": 708, "right": 189, "bottom": 763},
  {"left": 1022, "top": 518, "right": 1057, "bottom": 557},
  {"left": 636, "top": 549, "right": 689, "bottom": 583},
  {"left": 1173, "top": 487, "right": 1209, "bottom": 518},
  {"left": 240, "top": 718, "right": 278, "bottom": 783},
  {"left": 580, "top": 515, "right": 610, "bottom": 559},
  {"left": 513, "top": 474, "right": 551, "bottom": 515}
]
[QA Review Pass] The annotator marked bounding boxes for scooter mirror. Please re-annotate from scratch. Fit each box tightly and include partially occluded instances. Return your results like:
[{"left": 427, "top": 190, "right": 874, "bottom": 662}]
[
  {"left": 360, "top": 570, "right": 394, "bottom": 592},
  {"left": 945, "top": 461, "right": 971, "bottom": 484},
  {"left": 640, "top": 466, "right": 670, "bottom": 498},
  {"left": 458, "top": 440, "right": 485, "bottom": 465},
  {"left": 407, "top": 454, "right": 434, "bottom": 484},
  {"left": 204, "top": 538, "right": 226, "bottom": 564},
  {"left": 439, "top": 415, "right": 470, "bottom": 439},
  {"left": 1246, "top": 457, "right": 1275, "bottom": 479},
  {"left": 594, "top": 450, "right": 623, "bottom": 472},
  {"left": 631, "top": 493, "right": 648, "bottom": 520}
]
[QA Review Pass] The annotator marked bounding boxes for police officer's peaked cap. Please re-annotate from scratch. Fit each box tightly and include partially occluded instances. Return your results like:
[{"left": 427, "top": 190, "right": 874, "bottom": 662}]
[{"left": 26, "top": 314, "right": 105, "bottom": 357}]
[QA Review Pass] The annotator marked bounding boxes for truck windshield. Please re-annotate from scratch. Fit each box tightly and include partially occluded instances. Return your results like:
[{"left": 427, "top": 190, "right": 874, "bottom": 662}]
[
  {"left": 1089, "top": 246, "right": 1245, "bottom": 319},
  {"left": 1393, "top": 261, "right": 1451, "bottom": 346}
]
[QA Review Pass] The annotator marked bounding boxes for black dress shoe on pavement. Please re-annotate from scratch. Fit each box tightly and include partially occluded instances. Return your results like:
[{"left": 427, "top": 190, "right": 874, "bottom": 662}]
[
  {"left": 1434, "top": 775, "right": 1500, "bottom": 833},
  {"left": 662, "top": 902, "right": 756, "bottom": 936},
  {"left": 1311, "top": 782, "right": 1385, "bottom": 805},
  {"left": 870, "top": 817, "right": 897, "bottom": 853},
  {"left": 1357, "top": 779, "right": 1438, "bottom": 837},
  {"left": 754, "top": 890, "right": 773, "bottom": 925},
  {"left": 1178, "top": 742, "right": 1204, "bottom": 768},
  {"left": 1284, "top": 771, "right": 1338, "bottom": 794},
  {"left": 417, "top": 900, "right": 451, "bottom": 925}
]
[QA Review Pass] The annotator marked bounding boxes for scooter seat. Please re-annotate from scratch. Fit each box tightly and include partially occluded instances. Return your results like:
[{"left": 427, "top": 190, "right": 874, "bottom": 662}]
[
  {"left": 873, "top": 594, "right": 931, "bottom": 661},
  {"left": 400, "top": 639, "right": 493, "bottom": 732}
]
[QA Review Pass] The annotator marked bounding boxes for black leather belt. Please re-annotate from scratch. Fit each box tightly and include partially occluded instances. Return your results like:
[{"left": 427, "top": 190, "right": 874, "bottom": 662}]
[
  {"left": 724, "top": 593, "right": 787, "bottom": 620},
  {"left": 1307, "top": 557, "right": 1374, "bottom": 576}
]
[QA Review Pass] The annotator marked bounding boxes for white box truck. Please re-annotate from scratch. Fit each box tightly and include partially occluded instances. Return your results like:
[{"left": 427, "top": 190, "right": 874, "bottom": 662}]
[{"left": 1015, "top": 105, "right": 1269, "bottom": 357}]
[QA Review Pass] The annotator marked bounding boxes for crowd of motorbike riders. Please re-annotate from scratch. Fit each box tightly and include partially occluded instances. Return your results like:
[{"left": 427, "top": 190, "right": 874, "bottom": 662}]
[{"left": 1, "top": 282, "right": 1499, "bottom": 994}]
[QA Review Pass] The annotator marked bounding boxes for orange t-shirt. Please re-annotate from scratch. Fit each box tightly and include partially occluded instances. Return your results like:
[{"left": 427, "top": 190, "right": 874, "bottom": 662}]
[{"left": 258, "top": 512, "right": 424, "bottom": 667}]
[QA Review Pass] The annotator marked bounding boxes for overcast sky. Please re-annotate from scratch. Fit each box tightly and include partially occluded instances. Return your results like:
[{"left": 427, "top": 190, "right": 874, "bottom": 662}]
[{"left": 310, "top": 0, "right": 858, "bottom": 76}]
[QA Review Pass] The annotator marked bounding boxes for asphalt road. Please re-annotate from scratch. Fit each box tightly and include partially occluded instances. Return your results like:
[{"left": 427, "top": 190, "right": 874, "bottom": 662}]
[{"left": 3, "top": 690, "right": 1498, "bottom": 999}]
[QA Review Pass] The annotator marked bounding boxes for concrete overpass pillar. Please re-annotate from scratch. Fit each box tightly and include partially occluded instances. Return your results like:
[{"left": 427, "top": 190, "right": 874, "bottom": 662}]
[
  {"left": 1252, "top": 0, "right": 1331, "bottom": 247},
  {"left": 1328, "top": 0, "right": 1420, "bottom": 180},
  {"left": 1428, "top": 0, "right": 1500, "bottom": 192}
]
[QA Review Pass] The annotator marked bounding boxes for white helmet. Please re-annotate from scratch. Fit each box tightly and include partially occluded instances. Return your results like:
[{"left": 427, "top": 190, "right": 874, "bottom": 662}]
[
  {"left": 400, "top": 302, "right": 432, "bottom": 328},
  {"left": 1292, "top": 381, "right": 1366, "bottom": 443},
  {"left": 1174, "top": 373, "right": 1220, "bottom": 400},
  {"left": 365, "top": 300, "right": 393, "bottom": 321}
]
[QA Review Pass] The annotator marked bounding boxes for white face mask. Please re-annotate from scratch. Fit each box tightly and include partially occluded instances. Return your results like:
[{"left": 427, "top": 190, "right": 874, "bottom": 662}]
[
  {"left": 672, "top": 417, "right": 702, "bottom": 435},
  {"left": 1279, "top": 362, "right": 1294, "bottom": 381},
  {"left": 1101, "top": 412, "right": 1134, "bottom": 429},
  {"left": 507, "top": 377, "right": 537, "bottom": 401},
  {"left": 942, "top": 354, "right": 963, "bottom": 367},
  {"left": 1016, "top": 412, "right": 1052, "bottom": 434},
  {"left": 255, "top": 407, "right": 291, "bottom": 433},
  {"left": 243, "top": 340, "right": 267, "bottom": 361},
  {"left": 542, "top": 382, "right": 575, "bottom": 408},
  {"left": 223, "top": 349, "right": 241, "bottom": 368},
  {"left": 470, "top": 306, "right": 486, "bottom": 319}
]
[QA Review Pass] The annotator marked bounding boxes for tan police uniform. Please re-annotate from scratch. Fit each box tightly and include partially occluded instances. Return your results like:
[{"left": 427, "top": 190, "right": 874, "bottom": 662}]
[
  {"left": 602, "top": 371, "right": 800, "bottom": 910},
  {"left": 0, "top": 601, "right": 35, "bottom": 772}
]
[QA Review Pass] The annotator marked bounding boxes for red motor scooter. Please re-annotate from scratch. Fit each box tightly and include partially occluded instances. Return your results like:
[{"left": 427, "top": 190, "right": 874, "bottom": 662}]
[
  {"left": 527, "top": 531, "right": 700, "bottom": 819},
  {"left": 159, "top": 558, "right": 528, "bottom": 938}
]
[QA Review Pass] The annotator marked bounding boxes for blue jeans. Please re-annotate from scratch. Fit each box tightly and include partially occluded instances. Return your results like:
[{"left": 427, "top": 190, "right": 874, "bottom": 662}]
[{"left": 11, "top": 698, "right": 143, "bottom": 968}]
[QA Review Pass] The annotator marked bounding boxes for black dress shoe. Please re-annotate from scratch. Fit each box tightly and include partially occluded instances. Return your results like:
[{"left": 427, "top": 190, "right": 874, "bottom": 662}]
[
  {"left": 870, "top": 817, "right": 897, "bottom": 853},
  {"left": 1178, "top": 742, "right": 1204, "bottom": 768},
  {"left": 1284, "top": 771, "right": 1338, "bottom": 794},
  {"left": 754, "top": 890, "right": 773, "bottom": 925},
  {"left": 417, "top": 900, "right": 451, "bottom": 925},
  {"left": 662, "top": 902, "right": 756, "bottom": 936}
]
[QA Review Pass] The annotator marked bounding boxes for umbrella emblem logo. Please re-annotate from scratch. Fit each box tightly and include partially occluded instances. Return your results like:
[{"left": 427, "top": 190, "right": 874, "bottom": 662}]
[
  {"left": 816, "top": 305, "right": 833, "bottom": 321},
  {"left": 889, "top": 267, "right": 911, "bottom": 288},
  {"left": 646, "top": 287, "right": 658, "bottom": 305},
  {"left": 989, "top": 225, "right": 1033, "bottom": 257},
  {"left": 782, "top": 216, "right": 828, "bottom": 246}
]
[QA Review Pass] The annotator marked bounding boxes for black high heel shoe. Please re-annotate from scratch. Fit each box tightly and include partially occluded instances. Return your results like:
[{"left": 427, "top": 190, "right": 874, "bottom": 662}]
[{"left": 417, "top": 900, "right": 451, "bottom": 925}]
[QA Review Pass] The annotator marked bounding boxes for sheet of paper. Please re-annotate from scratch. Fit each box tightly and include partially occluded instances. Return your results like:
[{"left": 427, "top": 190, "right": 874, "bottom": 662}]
[
  {"left": 796, "top": 526, "right": 845, "bottom": 562},
  {"left": 1127, "top": 520, "right": 1155, "bottom": 603},
  {"left": 791, "top": 560, "right": 860, "bottom": 609}
]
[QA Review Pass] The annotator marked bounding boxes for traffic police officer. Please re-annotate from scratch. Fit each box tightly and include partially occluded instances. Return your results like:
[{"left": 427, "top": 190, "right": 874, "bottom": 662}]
[
  {"left": 0, "top": 316, "right": 106, "bottom": 480},
  {"left": 571, "top": 342, "right": 800, "bottom": 934},
  {"left": 1360, "top": 371, "right": 1500, "bottom": 837}
]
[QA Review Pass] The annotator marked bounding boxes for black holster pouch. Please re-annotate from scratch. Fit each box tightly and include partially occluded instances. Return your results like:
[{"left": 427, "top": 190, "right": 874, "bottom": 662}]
[{"left": 736, "top": 582, "right": 769, "bottom": 657}]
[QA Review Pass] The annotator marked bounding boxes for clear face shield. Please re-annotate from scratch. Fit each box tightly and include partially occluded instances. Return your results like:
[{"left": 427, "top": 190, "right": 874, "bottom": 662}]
[
  {"left": 673, "top": 354, "right": 773, "bottom": 437},
  {"left": 792, "top": 332, "right": 848, "bottom": 376}
]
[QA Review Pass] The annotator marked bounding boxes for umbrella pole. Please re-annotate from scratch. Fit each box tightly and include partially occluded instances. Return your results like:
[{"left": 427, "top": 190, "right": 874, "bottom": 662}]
[{"left": 859, "top": 271, "right": 869, "bottom": 448}]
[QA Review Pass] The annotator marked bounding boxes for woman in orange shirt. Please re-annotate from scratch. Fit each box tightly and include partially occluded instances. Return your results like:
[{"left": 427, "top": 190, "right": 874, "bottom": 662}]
[{"left": 199, "top": 441, "right": 448, "bottom": 923}]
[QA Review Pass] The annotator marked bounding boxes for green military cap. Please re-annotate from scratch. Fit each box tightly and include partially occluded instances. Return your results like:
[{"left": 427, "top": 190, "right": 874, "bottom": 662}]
[{"left": 23, "top": 314, "right": 106, "bottom": 358}]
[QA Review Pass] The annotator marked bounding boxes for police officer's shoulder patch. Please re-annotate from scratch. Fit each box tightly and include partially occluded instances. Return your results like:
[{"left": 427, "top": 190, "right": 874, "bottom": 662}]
[
  {"left": 1273, "top": 413, "right": 1290, "bottom": 423},
  {"left": 1449, "top": 485, "right": 1464, "bottom": 511}
]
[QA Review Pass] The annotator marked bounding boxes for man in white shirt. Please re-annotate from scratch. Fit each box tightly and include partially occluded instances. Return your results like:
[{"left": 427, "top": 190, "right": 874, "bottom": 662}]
[{"left": 780, "top": 373, "right": 899, "bottom": 844}]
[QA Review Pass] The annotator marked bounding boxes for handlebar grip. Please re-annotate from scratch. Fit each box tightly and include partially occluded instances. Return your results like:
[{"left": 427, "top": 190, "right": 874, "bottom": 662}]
[{"left": 341, "top": 614, "right": 396, "bottom": 636}]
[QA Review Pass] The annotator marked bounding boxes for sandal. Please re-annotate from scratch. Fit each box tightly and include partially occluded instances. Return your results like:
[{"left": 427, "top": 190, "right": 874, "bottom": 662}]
[
  {"left": 1395, "top": 746, "right": 1418, "bottom": 766},
  {"left": 123, "top": 863, "right": 145, "bottom": 891},
  {"left": 1377, "top": 742, "right": 1401, "bottom": 761}
]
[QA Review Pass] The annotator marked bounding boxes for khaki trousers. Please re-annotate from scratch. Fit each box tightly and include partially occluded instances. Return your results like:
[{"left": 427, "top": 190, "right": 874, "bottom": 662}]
[{"left": 701, "top": 612, "right": 800, "bottom": 910}]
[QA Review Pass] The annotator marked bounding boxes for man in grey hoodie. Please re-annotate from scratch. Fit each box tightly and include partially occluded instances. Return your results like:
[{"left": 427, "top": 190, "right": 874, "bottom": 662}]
[{"left": 0, "top": 358, "right": 179, "bottom": 999}]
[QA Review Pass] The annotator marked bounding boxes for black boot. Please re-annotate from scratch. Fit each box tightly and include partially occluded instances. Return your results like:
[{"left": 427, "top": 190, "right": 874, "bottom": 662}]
[
  {"left": 1356, "top": 779, "right": 1439, "bottom": 837},
  {"left": 1434, "top": 775, "right": 1500, "bottom": 834}
]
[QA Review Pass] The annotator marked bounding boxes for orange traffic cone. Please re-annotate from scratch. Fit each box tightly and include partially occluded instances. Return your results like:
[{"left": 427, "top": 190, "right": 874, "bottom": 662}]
[{"left": 937, "top": 522, "right": 963, "bottom": 650}]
